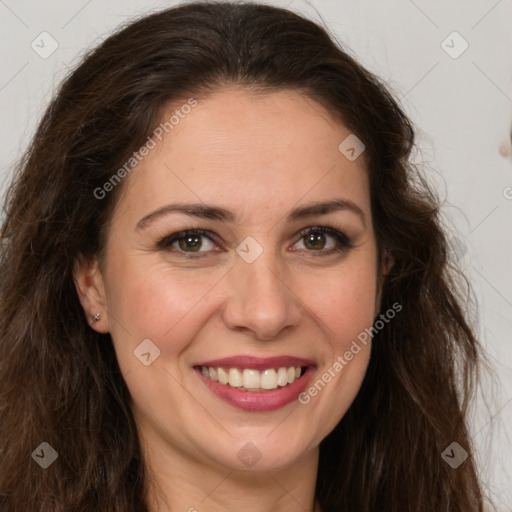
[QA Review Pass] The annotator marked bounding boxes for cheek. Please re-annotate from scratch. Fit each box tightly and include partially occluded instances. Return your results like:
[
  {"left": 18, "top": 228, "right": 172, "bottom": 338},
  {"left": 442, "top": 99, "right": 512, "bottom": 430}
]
[
  {"left": 104, "top": 253, "right": 222, "bottom": 354},
  {"left": 294, "top": 260, "right": 377, "bottom": 420},
  {"left": 304, "top": 262, "right": 379, "bottom": 343},
  {"left": 296, "top": 268, "right": 376, "bottom": 440},
  {"left": 105, "top": 249, "right": 379, "bottom": 352}
]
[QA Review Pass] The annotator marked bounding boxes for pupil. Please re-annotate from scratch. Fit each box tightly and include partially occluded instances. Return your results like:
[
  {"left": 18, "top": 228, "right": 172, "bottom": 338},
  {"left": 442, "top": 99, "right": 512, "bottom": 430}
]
[
  {"left": 180, "top": 235, "right": 201, "bottom": 252},
  {"left": 305, "top": 233, "right": 325, "bottom": 250}
]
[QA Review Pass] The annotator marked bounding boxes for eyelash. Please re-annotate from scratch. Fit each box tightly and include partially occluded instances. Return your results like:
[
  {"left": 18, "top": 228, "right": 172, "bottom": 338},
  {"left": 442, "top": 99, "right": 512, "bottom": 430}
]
[{"left": 157, "top": 226, "right": 354, "bottom": 259}]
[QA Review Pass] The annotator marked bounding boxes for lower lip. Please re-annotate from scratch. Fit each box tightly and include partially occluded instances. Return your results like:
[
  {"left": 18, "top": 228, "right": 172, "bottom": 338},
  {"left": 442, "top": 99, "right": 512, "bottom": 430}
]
[{"left": 195, "top": 367, "right": 315, "bottom": 412}]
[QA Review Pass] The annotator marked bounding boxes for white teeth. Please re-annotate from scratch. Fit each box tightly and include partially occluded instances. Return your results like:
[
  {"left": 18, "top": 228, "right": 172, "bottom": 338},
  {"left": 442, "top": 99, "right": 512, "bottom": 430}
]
[
  {"left": 261, "top": 369, "right": 278, "bottom": 390},
  {"left": 277, "top": 367, "right": 288, "bottom": 387},
  {"left": 199, "top": 365, "right": 304, "bottom": 390},
  {"left": 243, "top": 369, "right": 260, "bottom": 389},
  {"left": 217, "top": 367, "right": 229, "bottom": 385},
  {"left": 228, "top": 368, "right": 243, "bottom": 387}
]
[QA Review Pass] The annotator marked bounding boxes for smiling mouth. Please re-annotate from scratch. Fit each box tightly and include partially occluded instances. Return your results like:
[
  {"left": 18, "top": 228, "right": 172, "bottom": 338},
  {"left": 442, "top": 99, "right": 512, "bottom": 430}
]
[{"left": 195, "top": 365, "right": 308, "bottom": 392}]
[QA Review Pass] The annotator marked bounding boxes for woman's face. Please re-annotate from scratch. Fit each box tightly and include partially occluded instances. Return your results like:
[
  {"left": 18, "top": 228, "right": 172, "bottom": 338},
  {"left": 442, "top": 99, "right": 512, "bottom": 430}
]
[{"left": 78, "top": 87, "right": 381, "bottom": 473}]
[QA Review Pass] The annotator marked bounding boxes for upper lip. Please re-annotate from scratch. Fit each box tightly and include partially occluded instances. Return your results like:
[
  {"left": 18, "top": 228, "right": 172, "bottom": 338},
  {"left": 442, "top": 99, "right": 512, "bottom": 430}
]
[{"left": 194, "top": 355, "right": 316, "bottom": 370}]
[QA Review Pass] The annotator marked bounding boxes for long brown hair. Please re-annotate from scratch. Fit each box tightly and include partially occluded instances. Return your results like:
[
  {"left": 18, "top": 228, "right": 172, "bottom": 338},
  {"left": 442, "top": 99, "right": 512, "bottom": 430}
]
[{"left": 0, "top": 1, "right": 489, "bottom": 510}]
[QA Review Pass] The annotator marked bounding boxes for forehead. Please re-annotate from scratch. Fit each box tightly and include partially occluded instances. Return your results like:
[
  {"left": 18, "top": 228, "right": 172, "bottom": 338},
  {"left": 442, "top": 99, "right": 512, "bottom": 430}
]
[{"left": 114, "top": 87, "right": 371, "bottom": 226}]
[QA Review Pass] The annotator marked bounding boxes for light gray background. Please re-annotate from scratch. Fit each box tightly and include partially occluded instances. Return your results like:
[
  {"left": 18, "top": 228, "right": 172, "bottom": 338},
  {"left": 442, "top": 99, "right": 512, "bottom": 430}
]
[{"left": 1, "top": 0, "right": 511, "bottom": 508}]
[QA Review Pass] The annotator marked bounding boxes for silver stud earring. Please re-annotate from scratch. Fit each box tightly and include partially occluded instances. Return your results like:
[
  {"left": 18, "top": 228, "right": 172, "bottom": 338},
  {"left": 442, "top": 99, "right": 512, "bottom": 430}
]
[{"left": 92, "top": 313, "right": 101, "bottom": 323}]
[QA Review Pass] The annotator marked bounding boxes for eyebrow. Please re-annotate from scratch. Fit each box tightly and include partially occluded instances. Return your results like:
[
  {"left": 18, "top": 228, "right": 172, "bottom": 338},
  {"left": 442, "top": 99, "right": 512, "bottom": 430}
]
[{"left": 136, "top": 198, "right": 366, "bottom": 230}]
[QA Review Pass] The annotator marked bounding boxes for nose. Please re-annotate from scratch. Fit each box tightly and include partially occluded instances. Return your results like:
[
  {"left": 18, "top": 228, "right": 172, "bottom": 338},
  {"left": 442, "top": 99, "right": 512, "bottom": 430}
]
[{"left": 221, "top": 251, "right": 302, "bottom": 341}]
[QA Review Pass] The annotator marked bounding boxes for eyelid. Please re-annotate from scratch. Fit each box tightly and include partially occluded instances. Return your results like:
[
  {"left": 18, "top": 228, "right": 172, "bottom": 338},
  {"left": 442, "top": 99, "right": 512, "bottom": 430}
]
[
  {"left": 295, "top": 226, "right": 354, "bottom": 250},
  {"left": 157, "top": 225, "right": 354, "bottom": 256},
  {"left": 156, "top": 228, "right": 219, "bottom": 252}
]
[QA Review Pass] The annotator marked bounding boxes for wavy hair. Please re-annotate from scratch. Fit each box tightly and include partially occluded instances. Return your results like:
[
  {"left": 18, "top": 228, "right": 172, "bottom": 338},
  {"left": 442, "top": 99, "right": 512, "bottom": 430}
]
[{"left": 0, "top": 1, "right": 488, "bottom": 510}]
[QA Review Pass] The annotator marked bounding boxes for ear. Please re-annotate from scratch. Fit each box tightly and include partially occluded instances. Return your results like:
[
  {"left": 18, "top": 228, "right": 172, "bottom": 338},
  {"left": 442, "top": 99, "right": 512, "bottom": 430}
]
[
  {"left": 375, "top": 249, "right": 395, "bottom": 312},
  {"left": 73, "top": 253, "right": 110, "bottom": 333},
  {"left": 381, "top": 249, "right": 394, "bottom": 276}
]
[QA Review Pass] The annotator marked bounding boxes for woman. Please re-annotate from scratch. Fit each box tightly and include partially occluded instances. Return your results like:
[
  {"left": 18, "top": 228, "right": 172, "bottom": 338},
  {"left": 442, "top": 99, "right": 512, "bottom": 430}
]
[{"left": 0, "top": 1, "right": 490, "bottom": 510}]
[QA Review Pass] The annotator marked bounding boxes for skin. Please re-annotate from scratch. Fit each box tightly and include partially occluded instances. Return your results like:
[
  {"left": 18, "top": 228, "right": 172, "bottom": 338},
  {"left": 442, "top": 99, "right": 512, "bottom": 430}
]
[{"left": 74, "top": 86, "right": 391, "bottom": 512}]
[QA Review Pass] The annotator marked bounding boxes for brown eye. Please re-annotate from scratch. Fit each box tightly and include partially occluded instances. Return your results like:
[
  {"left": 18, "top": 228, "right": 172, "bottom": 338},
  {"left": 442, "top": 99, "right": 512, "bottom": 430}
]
[
  {"left": 303, "top": 232, "right": 329, "bottom": 250},
  {"left": 293, "top": 226, "right": 354, "bottom": 255},
  {"left": 178, "top": 234, "right": 203, "bottom": 252},
  {"left": 158, "top": 229, "right": 218, "bottom": 255}
]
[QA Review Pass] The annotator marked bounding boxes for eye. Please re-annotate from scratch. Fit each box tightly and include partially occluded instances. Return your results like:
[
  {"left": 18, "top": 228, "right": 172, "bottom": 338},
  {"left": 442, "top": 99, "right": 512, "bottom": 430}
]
[
  {"left": 157, "top": 229, "right": 219, "bottom": 257},
  {"left": 292, "top": 226, "right": 354, "bottom": 256},
  {"left": 157, "top": 226, "right": 354, "bottom": 259}
]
